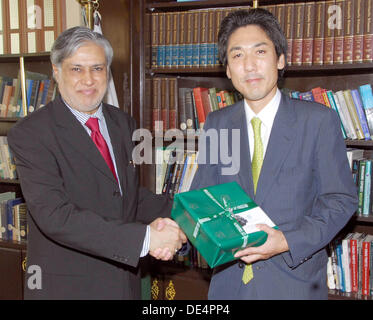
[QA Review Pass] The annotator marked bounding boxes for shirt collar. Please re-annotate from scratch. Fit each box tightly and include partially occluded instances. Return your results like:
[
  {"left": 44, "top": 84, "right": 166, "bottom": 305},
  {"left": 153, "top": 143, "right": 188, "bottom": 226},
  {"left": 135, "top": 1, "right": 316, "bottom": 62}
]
[
  {"left": 244, "top": 88, "right": 281, "bottom": 129},
  {"left": 62, "top": 97, "right": 104, "bottom": 126}
]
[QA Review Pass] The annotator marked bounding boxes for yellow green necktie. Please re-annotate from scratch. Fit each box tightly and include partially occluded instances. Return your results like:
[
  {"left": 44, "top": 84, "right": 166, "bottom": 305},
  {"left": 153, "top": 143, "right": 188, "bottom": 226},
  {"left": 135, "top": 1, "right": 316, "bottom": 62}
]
[{"left": 242, "top": 117, "right": 263, "bottom": 284}]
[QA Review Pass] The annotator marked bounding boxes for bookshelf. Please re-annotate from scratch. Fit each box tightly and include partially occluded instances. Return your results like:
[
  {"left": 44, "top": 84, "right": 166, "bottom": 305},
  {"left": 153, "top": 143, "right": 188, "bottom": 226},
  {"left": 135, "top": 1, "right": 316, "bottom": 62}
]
[
  {"left": 103, "top": 0, "right": 373, "bottom": 300},
  {"left": 0, "top": 52, "right": 53, "bottom": 299}
]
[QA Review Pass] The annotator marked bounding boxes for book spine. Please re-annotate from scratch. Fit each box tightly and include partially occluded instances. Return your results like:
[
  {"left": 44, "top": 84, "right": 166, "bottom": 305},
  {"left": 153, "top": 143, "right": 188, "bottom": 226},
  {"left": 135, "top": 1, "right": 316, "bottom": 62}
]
[
  {"left": 165, "top": 12, "right": 172, "bottom": 68},
  {"left": 152, "top": 78, "right": 161, "bottom": 132},
  {"left": 302, "top": 2, "right": 315, "bottom": 65},
  {"left": 199, "top": 10, "right": 208, "bottom": 68},
  {"left": 161, "top": 78, "right": 169, "bottom": 131},
  {"left": 169, "top": 78, "right": 177, "bottom": 130},
  {"left": 350, "top": 238, "right": 358, "bottom": 292},
  {"left": 151, "top": 13, "right": 159, "bottom": 69},
  {"left": 324, "top": 0, "right": 335, "bottom": 65},
  {"left": 353, "top": 0, "right": 364, "bottom": 63},
  {"left": 313, "top": 1, "right": 325, "bottom": 65},
  {"left": 192, "top": 87, "right": 207, "bottom": 130},
  {"left": 284, "top": 4, "right": 294, "bottom": 66},
  {"left": 292, "top": 3, "right": 304, "bottom": 66},
  {"left": 333, "top": 0, "right": 345, "bottom": 64},
  {"left": 207, "top": 9, "right": 215, "bottom": 67},
  {"left": 215, "top": 9, "right": 224, "bottom": 66},
  {"left": 363, "top": 159, "right": 371, "bottom": 216},
  {"left": 191, "top": 10, "right": 200, "bottom": 67},
  {"left": 178, "top": 88, "right": 187, "bottom": 133},
  {"left": 158, "top": 13, "right": 166, "bottom": 68},
  {"left": 358, "top": 160, "right": 366, "bottom": 215},
  {"left": 185, "top": 11, "right": 193, "bottom": 67},
  {"left": 351, "top": 89, "right": 370, "bottom": 140},
  {"left": 344, "top": 90, "right": 364, "bottom": 139},
  {"left": 362, "top": 239, "right": 370, "bottom": 295},
  {"left": 343, "top": 0, "right": 354, "bottom": 64},
  {"left": 363, "top": 0, "right": 373, "bottom": 62},
  {"left": 171, "top": 12, "right": 179, "bottom": 68},
  {"left": 178, "top": 11, "right": 186, "bottom": 68}
]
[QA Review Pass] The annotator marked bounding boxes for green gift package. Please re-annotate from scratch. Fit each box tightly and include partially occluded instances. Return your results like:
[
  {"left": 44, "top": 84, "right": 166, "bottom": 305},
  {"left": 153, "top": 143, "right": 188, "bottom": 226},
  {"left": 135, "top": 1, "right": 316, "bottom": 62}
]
[{"left": 171, "top": 181, "right": 278, "bottom": 268}]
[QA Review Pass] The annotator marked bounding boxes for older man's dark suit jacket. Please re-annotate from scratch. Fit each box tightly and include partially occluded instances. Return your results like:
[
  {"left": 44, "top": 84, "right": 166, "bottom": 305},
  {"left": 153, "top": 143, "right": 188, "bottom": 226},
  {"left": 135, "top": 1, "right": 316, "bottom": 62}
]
[
  {"left": 8, "top": 95, "right": 171, "bottom": 299},
  {"left": 190, "top": 93, "right": 358, "bottom": 299}
]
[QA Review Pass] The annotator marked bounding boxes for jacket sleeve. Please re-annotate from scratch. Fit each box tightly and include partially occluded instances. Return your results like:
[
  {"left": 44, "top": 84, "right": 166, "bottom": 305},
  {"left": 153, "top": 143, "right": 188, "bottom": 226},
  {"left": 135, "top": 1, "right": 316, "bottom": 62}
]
[{"left": 282, "top": 109, "right": 358, "bottom": 268}]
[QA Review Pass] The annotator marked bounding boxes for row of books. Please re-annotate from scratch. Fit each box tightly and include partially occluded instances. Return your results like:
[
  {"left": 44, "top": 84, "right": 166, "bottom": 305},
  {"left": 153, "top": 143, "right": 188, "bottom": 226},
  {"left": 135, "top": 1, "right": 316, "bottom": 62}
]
[
  {"left": 0, "top": 192, "right": 27, "bottom": 243},
  {"left": 155, "top": 148, "right": 198, "bottom": 197},
  {"left": 327, "top": 233, "right": 373, "bottom": 296},
  {"left": 284, "top": 84, "right": 373, "bottom": 141},
  {"left": 149, "top": 0, "right": 373, "bottom": 69},
  {"left": 0, "top": 71, "right": 56, "bottom": 118},
  {"left": 150, "top": 77, "right": 242, "bottom": 133},
  {"left": 347, "top": 149, "right": 373, "bottom": 217},
  {"left": 0, "top": 136, "right": 17, "bottom": 180}
]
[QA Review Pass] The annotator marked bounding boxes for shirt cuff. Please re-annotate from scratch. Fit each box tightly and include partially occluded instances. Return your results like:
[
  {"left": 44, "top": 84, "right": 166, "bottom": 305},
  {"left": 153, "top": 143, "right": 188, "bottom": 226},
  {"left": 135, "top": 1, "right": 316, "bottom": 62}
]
[{"left": 140, "top": 225, "right": 150, "bottom": 257}]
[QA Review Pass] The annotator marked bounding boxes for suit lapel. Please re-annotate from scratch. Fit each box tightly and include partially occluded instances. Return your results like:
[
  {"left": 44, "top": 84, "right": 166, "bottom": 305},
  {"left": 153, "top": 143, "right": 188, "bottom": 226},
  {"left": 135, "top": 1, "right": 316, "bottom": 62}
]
[
  {"left": 254, "top": 94, "right": 297, "bottom": 205},
  {"left": 103, "top": 106, "right": 128, "bottom": 189},
  {"left": 52, "top": 96, "right": 119, "bottom": 184},
  {"left": 227, "top": 101, "right": 255, "bottom": 199}
]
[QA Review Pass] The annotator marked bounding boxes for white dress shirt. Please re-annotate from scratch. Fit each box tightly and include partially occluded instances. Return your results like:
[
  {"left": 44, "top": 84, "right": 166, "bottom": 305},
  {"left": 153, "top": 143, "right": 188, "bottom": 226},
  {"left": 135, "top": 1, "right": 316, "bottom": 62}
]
[{"left": 244, "top": 89, "right": 282, "bottom": 161}]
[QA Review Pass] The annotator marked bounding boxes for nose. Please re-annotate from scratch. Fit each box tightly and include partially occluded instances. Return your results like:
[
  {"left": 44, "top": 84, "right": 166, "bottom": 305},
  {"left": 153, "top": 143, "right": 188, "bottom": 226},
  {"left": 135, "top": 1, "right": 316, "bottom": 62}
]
[
  {"left": 243, "top": 54, "right": 256, "bottom": 72},
  {"left": 81, "top": 70, "right": 94, "bottom": 85}
]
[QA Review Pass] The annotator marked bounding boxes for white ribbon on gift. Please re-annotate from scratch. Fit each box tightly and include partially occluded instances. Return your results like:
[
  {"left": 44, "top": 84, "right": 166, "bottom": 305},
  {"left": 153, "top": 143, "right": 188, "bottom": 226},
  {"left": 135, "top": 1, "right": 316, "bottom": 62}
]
[{"left": 192, "top": 189, "right": 249, "bottom": 248}]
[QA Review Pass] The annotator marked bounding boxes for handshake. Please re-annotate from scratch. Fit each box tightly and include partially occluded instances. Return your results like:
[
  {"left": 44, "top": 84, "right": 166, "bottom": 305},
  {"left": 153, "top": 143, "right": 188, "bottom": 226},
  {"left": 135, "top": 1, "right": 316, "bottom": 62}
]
[{"left": 149, "top": 217, "right": 187, "bottom": 261}]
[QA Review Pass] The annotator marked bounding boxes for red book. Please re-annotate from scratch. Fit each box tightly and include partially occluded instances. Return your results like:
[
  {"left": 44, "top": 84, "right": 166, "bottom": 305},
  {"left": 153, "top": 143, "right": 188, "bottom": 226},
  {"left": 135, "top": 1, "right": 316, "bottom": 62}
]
[
  {"left": 362, "top": 234, "right": 373, "bottom": 295},
  {"left": 192, "top": 87, "right": 210, "bottom": 130},
  {"left": 311, "top": 87, "right": 326, "bottom": 106}
]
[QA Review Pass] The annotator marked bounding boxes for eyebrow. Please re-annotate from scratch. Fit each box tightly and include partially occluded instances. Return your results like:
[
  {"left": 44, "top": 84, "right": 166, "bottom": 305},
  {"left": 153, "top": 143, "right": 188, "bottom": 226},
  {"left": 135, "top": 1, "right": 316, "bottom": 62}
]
[{"left": 228, "top": 42, "right": 269, "bottom": 52}]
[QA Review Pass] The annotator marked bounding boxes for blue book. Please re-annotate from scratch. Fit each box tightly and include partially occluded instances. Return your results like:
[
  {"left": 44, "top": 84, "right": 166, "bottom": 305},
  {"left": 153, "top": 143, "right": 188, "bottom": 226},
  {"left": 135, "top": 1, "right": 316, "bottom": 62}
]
[
  {"left": 363, "top": 159, "right": 372, "bottom": 216},
  {"left": 351, "top": 89, "right": 371, "bottom": 140},
  {"left": 335, "top": 241, "right": 346, "bottom": 292},
  {"left": 359, "top": 84, "right": 373, "bottom": 137},
  {"left": 6, "top": 197, "right": 23, "bottom": 240},
  {"left": 299, "top": 91, "right": 314, "bottom": 101}
]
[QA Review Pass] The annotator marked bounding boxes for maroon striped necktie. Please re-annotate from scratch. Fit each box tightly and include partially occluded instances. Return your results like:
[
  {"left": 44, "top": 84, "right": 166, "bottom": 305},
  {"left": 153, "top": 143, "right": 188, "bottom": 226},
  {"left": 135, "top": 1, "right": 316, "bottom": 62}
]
[{"left": 85, "top": 117, "right": 118, "bottom": 182}]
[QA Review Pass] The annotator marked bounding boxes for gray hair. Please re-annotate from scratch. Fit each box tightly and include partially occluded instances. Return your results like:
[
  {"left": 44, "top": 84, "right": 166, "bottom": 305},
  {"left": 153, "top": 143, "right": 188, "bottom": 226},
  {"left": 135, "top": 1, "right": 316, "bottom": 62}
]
[{"left": 50, "top": 26, "right": 113, "bottom": 69}]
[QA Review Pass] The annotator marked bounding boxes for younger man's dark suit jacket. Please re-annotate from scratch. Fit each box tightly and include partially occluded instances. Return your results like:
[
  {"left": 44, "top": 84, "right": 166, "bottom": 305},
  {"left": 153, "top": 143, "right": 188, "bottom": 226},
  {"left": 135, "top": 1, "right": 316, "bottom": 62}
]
[{"left": 190, "top": 93, "right": 358, "bottom": 299}]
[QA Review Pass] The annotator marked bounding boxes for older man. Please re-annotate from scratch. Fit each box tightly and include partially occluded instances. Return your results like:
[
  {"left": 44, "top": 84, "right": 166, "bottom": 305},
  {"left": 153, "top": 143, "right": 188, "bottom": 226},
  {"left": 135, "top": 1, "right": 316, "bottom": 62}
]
[{"left": 8, "top": 26, "right": 186, "bottom": 299}]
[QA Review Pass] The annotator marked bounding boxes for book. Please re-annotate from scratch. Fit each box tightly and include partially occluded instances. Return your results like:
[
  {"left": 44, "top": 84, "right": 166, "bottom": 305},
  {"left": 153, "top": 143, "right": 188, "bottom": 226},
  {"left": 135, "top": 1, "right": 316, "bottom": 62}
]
[
  {"left": 301, "top": 2, "right": 315, "bottom": 65},
  {"left": 0, "top": 192, "right": 16, "bottom": 240},
  {"left": 363, "top": 0, "right": 373, "bottom": 62},
  {"left": 324, "top": 0, "right": 336, "bottom": 65},
  {"left": 6, "top": 197, "right": 23, "bottom": 240},
  {"left": 291, "top": 2, "right": 304, "bottom": 66},
  {"left": 362, "top": 159, "right": 372, "bottom": 216},
  {"left": 353, "top": 0, "right": 365, "bottom": 63},
  {"left": 350, "top": 89, "right": 370, "bottom": 140},
  {"left": 342, "top": 233, "right": 352, "bottom": 293},
  {"left": 359, "top": 84, "right": 373, "bottom": 138},
  {"left": 284, "top": 3, "right": 294, "bottom": 66},
  {"left": 349, "top": 233, "right": 363, "bottom": 292},
  {"left": 333, "top": 0, "right": 344, "bottom": 64},
  {"left": 312, "top": 1, "right": 325, "bottom": 65},
  {"left": 361, "top": 234, "right": 373, "bottom": 295},
  {"left": 343, "top": 0, "right": 354, "bottom": 64}
]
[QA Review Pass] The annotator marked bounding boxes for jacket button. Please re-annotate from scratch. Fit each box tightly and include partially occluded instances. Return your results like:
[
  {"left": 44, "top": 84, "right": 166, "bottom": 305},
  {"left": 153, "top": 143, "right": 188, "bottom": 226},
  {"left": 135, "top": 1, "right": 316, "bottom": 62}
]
[{"left": 238, "top": 262, "right": 244, "bottom": 268}]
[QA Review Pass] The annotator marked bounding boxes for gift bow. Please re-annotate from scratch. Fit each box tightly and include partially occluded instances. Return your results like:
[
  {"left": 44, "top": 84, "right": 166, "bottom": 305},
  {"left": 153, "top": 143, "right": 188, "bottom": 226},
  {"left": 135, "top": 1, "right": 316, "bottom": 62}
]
[{"left": 192, "top": 189, "right": 249, "bottom": 248}]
